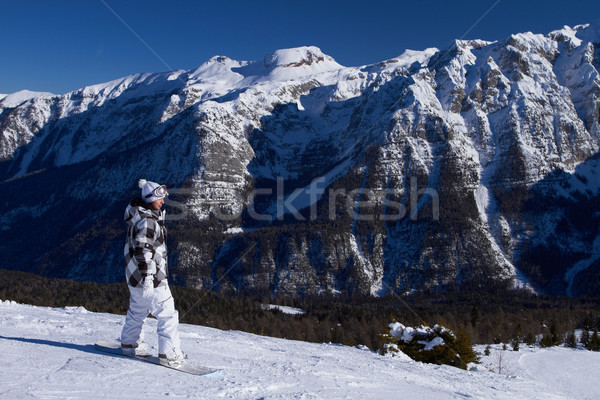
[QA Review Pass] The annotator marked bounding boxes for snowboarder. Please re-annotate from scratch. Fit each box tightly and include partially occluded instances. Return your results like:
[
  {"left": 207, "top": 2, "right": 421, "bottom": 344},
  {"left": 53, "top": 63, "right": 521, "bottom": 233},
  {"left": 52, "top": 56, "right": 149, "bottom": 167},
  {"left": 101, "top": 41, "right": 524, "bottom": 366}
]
[{"left": 120, "top": 179, "right": 186, "bottom": 366}]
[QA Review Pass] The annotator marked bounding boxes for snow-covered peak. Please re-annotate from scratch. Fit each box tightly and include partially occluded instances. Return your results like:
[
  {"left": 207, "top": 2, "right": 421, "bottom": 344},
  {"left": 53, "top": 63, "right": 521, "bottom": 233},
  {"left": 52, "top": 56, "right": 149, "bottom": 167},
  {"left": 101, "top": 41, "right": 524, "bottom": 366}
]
[
  {"left": 573, "top": 20, "right": 600, "bottom": 43},
  {"left": 189, "top": 46, "right": 344, "bottom": 84},
  {"left": 0, "top": 89, "right": 54, "bottom": 108},
  {"left": 188, "top": 55, "right": 247, "bottom": 82},
  {"left": 263, "top": 46, "right": 341, "bottom": 69},
  {"left": 258, "top": 46, "right": 344, "bottom": 82},
  {"left": 504, "top": 31, "right": 558, "bottom": 56},
  {"left": 393, "top": 48, "right": 439, "bottom": 68},
  {"left": 548, "top": 25, "right": 584, "bottom": 47}
]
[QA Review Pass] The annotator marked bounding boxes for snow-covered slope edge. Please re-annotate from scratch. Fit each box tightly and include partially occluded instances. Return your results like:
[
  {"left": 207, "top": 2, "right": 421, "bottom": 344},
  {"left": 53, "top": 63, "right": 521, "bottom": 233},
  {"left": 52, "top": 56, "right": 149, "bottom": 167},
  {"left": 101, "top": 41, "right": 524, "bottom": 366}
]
[{"left": 1, "top": 300, "right": 597, "bottom": 400}]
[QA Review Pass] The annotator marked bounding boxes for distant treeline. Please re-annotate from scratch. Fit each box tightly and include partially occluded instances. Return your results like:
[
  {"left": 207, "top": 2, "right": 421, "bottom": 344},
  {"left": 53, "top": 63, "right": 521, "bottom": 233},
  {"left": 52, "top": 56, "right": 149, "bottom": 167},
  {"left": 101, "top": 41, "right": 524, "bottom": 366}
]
[{"left": 1, "top": 268, "right": 599, "bottom": 352}]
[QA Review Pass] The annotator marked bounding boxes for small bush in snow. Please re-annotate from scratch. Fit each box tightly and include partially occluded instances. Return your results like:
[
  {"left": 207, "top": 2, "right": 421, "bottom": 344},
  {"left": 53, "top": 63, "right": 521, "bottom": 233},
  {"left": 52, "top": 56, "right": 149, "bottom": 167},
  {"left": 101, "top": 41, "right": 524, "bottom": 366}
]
[{"left": 379, "top": 322, "right": 478, "bottom": 369}]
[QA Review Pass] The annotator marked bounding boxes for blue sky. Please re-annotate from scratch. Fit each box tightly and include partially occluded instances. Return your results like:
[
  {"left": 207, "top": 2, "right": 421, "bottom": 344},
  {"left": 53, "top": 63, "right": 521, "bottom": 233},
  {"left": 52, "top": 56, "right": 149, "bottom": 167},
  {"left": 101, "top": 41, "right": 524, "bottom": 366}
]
[{"left": 1, "top": 0, "right": 599, "bottom": 95}]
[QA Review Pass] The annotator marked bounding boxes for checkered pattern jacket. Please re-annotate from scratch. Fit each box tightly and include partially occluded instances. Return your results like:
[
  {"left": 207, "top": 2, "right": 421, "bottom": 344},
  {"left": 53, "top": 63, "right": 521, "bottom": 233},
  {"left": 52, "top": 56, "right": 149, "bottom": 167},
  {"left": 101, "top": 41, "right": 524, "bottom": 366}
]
[{"left": 124, "top": 198, "right": 168, "bottom": 288}]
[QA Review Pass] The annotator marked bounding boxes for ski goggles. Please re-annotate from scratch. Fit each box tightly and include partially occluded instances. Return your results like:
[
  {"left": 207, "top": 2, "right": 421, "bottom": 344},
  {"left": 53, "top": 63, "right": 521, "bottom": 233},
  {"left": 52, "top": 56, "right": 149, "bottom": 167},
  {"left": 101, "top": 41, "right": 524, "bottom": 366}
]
[{"left": 145, "top": 184, "right": 168, "bottom": 199}]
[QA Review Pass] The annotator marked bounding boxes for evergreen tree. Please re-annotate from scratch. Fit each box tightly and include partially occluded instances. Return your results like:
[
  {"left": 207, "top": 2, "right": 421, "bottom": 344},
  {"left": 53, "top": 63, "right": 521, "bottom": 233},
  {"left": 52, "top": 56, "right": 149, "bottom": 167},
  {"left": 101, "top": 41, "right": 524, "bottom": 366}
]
[
  {"left": 540, "top": 333, "right": 554, "bottom": 348},
  {"left": 524, "top": 332, "right": 536, "bottom": 347},
  {"left": 581, "top": 329, "right": 591, "bottom": 348},
  {"left": 484, "top": 344, "right": 491, "bottom": 356},
  {"left": 588, "top": 329, "right": 600, "bottom": 351},
  {"left": 540, "top": 322, "right": 562, "bottom": 348},
  {"left": 471, "top": 305, "right": 480, "bottom": 328},
  {"left": 454, "top": 327, "right": 479, "bottom": 365},
  {"left": 564, "top": 330, "right": 577, "bottom": 349},
  {"left": 583, "top": 313, "right": 592, "bottom": 331},
  {"left": 511, "top": 338, "right": 520, "bottom": 351},
  {"left": 511, "top": 323, "right": 522, "bottom": 351},
  {"left": 550, "top": 322, "right": 561, "bottom": 346}
]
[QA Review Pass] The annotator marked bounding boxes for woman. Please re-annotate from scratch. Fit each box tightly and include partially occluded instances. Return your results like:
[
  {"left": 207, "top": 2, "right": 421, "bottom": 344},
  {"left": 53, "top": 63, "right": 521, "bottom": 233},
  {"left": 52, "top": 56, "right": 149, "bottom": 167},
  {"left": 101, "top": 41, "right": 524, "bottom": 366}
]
[{"left": 120, "top": 178, "right": 186, "bottom": 366}]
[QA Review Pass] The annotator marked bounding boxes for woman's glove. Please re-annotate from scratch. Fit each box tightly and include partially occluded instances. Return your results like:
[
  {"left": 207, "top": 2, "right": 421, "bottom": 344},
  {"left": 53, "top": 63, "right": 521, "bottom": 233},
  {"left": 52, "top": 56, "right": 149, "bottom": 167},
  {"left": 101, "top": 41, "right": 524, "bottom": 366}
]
[{"left": 142, "top": 276, "right": 154, "bottom": 299}]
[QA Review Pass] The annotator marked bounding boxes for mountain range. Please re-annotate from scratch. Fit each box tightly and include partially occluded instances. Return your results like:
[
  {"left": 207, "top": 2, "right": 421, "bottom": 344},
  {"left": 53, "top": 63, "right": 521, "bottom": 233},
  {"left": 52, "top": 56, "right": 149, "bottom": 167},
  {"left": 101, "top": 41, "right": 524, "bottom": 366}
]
[{"left": 2, "top": 22, "right": 600, "bottom": 297}]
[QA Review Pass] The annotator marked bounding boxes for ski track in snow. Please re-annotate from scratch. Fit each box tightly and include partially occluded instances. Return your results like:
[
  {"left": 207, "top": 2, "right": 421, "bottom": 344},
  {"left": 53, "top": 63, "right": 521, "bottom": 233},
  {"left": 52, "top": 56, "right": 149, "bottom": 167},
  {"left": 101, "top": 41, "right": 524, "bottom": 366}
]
[{"left": 1, "top": 301, "right": 598, "bottom": 399}]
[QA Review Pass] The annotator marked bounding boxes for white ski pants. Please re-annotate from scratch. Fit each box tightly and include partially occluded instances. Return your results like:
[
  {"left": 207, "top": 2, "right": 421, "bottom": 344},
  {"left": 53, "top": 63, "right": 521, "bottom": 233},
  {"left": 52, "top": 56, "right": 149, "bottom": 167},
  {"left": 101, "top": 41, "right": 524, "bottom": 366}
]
[{"left": 121, "top": 282, "right": 182, "bottom": 358}]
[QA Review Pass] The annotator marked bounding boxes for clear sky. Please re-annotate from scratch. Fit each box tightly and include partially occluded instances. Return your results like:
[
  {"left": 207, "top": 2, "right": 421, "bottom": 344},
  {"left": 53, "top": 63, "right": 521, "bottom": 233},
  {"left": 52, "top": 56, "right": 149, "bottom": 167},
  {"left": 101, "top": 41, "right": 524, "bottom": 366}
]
[{"left": 1, "top": 0, "right": 599, "bottom": 95}]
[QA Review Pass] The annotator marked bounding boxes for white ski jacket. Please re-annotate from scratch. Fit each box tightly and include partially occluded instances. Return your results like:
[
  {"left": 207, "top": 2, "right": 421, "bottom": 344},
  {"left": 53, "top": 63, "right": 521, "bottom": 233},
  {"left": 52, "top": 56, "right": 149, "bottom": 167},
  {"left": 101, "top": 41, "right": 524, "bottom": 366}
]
[{"left": 124, "top": 198, "right": 168, "bottom": 288}]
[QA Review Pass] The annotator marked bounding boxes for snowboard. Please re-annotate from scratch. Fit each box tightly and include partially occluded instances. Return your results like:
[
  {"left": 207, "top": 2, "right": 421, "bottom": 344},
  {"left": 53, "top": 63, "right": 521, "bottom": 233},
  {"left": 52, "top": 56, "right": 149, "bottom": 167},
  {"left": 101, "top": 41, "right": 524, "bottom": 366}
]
[{"left": 94, "top": 341, "right": 219, "bottom": 376}]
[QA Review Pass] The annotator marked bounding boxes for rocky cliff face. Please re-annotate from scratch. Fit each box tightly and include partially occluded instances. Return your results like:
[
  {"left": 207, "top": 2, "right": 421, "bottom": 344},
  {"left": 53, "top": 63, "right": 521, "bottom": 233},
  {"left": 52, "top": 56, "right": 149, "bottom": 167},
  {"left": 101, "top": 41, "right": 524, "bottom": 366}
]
[{"left": 2, "top": 25, "right": 600, "bottom": 297}]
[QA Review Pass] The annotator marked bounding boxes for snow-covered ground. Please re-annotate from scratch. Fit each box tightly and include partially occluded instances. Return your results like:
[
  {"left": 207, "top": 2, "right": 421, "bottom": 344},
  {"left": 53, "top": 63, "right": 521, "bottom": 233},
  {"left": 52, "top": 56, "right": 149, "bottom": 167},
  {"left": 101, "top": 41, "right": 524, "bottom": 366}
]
[
  {"left": 261, "top": 304, "right": 306, "bottom": 315},
  {"left": 1, "top": 300, "right": 598, "bottom": 399},
  {"left": 476, "top": 343, "right": 600, "bottom": 400}
]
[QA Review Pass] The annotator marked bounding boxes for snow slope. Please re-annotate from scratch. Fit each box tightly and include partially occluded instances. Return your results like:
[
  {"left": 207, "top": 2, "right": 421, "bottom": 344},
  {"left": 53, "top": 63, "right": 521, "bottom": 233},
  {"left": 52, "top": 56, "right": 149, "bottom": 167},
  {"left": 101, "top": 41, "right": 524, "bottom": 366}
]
[
  {"left": 1, "top": 300, "right": 598, "bottom": 399},
  {"left": 477, "top": 344, "right": 600, "bottom": 400}
]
